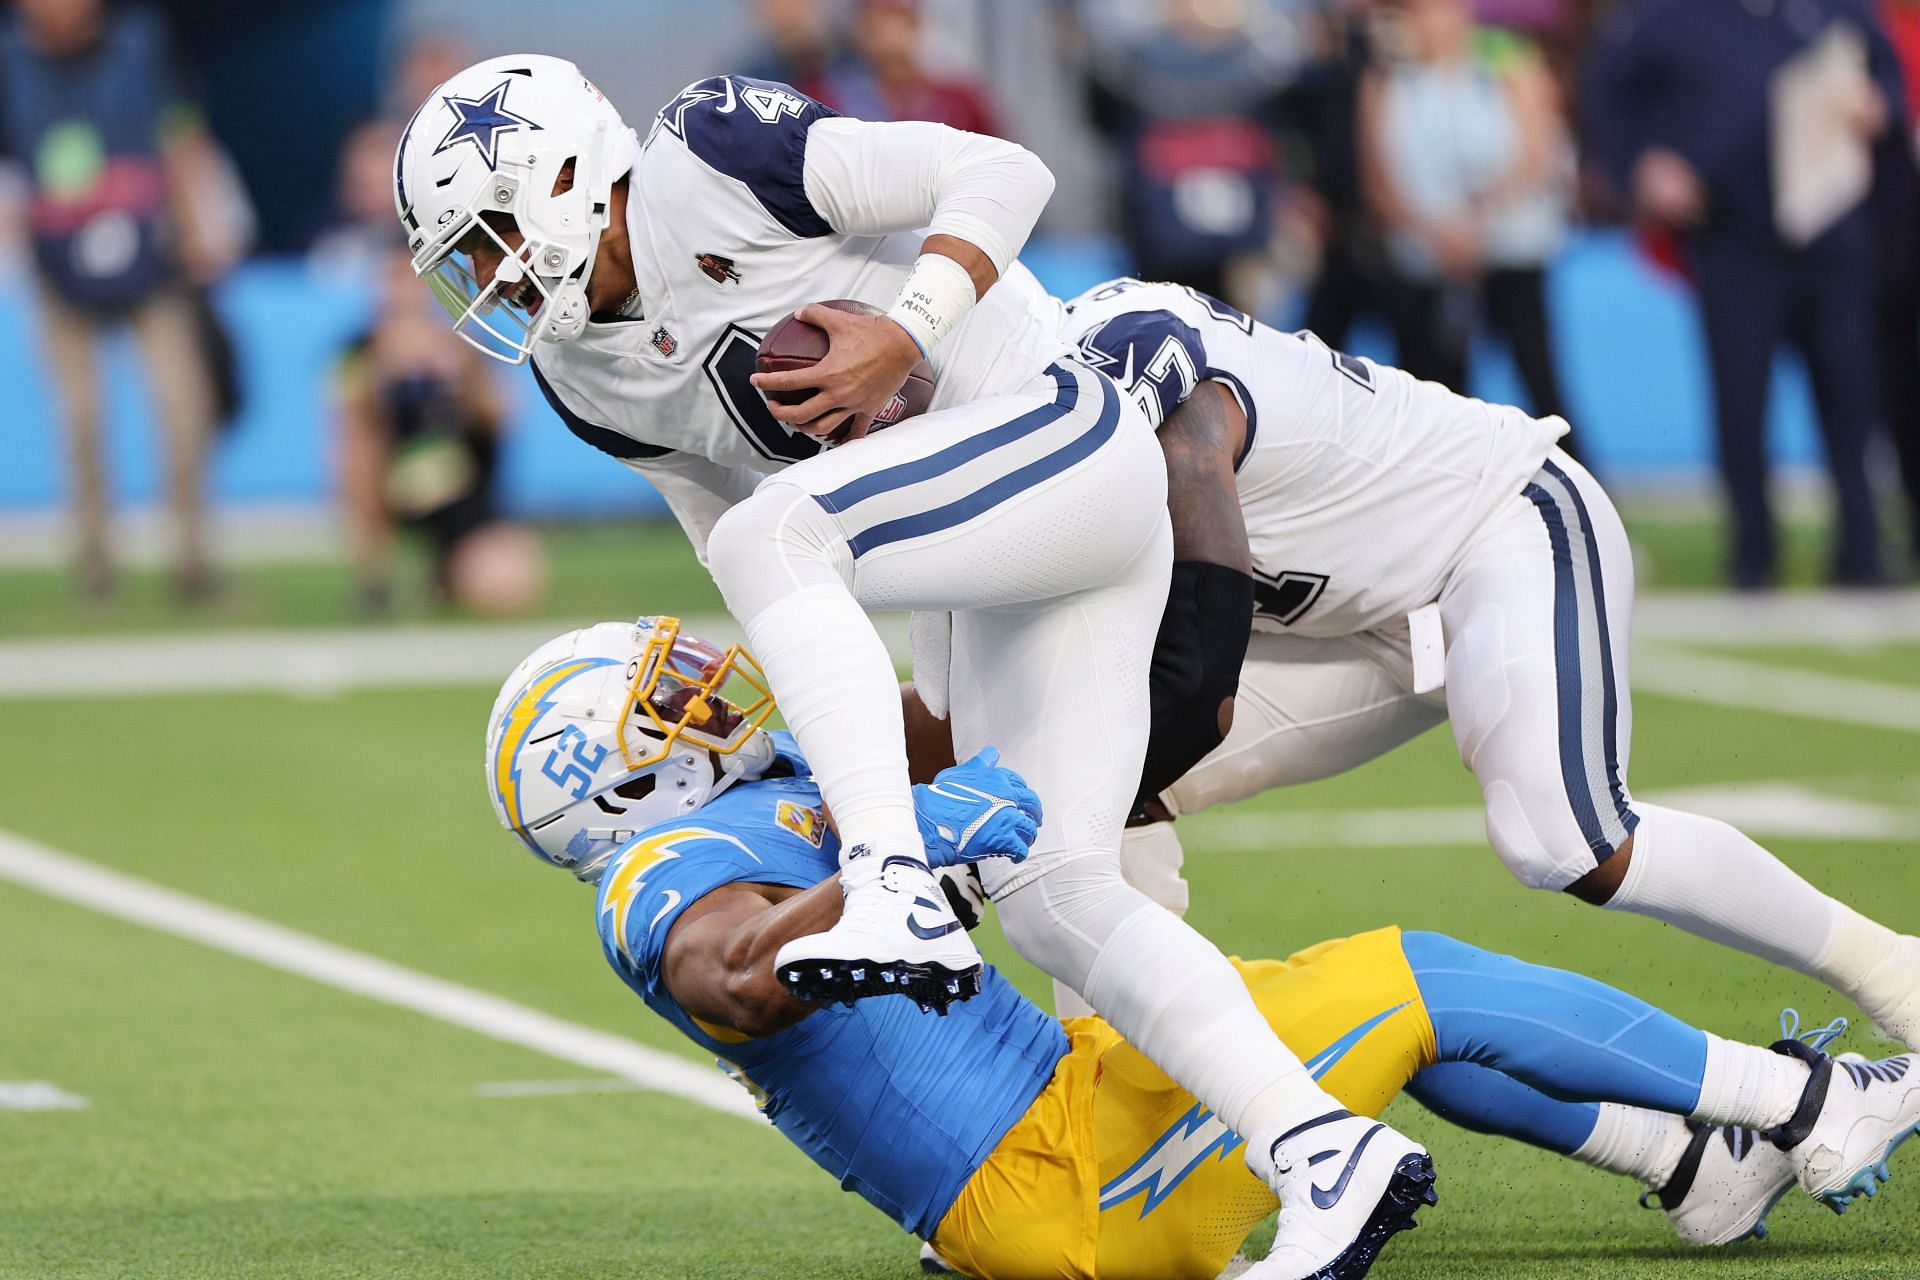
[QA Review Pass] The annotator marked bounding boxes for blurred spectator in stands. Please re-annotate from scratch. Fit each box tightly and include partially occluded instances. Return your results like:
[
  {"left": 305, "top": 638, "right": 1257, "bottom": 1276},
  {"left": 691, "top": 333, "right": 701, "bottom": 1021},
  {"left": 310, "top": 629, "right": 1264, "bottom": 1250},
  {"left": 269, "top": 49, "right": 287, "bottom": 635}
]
[
  {"left": 1292, "top": 0, "right": 1391, "bottom": 349},
  {"left": 745, "top": 0, "right": 853, "bottom": 105},
  {"left": 1871, "top": 0, "right": 1920, "bottom": 574},
  {"left": 304, "top": 119, "right": 404, "bottom": 287},
  {"left": 1074, "top": 0, "right": 1307, "bottom": 305},
  {"left": 1359, "top": 0, "right": 1574, "bottom": 424},
  {"left": 336, "top": 252, "right": 547, "bottom": 619},
  {"left": 310, "top": 34, "right": 473, "bottom": 285},
  {"left": 386, "top": 29, "right": 472, "bottom": 121},
  {"left": 0, "top": 0, "right": 242, "bottom": 601},
  {"left": 833, "top": 0, "right": 1004, "bottom": 134},
  {"left": 1586, "top": 0, "right": 1900, "bottom": 588}
]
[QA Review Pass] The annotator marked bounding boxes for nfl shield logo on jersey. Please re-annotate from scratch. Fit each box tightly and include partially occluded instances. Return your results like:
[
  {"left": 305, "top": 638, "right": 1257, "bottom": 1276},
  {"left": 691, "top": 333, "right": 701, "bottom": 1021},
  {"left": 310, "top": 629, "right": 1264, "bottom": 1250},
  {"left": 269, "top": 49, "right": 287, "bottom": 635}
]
[{"left": 651, "top": 327, "right": 678, "bottom": 357}]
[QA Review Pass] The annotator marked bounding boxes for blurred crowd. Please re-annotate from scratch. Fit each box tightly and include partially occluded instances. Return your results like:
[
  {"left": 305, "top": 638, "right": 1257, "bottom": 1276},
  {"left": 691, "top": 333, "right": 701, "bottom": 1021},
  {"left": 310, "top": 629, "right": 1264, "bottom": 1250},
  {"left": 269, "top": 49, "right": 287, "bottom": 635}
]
[
  {"left": 4, "top": 0, "right": 1920, "bottom": 607},
  {"left": 1053, "top": 0, "right": 1920, "bottom": 589}
]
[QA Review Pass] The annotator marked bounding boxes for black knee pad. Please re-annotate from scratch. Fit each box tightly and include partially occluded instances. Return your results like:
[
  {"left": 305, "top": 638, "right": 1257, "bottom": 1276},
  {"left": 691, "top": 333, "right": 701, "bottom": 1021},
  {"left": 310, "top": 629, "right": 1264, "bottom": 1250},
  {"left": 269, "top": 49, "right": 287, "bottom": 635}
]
[{"left": 1134, "top": 561, "right": 1255, "bottom": 812}]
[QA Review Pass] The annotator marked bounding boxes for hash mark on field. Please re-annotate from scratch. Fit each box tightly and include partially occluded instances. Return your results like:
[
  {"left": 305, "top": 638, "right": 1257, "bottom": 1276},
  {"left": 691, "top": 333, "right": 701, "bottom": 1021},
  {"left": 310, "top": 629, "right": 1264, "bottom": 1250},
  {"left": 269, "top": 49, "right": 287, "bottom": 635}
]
[
  {"left": 0, "top": 1081, "right": 88, "bottom": 1111},
  {"left": 0, "top": 829, "right": 764, "bottom": 1123}
]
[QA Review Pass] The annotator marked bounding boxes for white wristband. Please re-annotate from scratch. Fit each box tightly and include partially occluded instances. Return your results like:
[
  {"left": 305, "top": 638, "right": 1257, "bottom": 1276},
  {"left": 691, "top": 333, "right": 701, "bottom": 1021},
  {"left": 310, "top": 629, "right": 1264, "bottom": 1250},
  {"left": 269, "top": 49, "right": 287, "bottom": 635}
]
[{"left": 886, "top": 253, "right": 978, "bottom": 357}]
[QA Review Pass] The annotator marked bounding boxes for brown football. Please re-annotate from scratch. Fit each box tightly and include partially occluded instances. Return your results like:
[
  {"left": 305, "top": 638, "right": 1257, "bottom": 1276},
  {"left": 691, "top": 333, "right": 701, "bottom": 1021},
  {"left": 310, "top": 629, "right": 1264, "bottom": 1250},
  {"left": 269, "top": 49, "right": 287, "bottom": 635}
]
[{"left": 755, "top": 299, "right": 936, "bottom": 445}]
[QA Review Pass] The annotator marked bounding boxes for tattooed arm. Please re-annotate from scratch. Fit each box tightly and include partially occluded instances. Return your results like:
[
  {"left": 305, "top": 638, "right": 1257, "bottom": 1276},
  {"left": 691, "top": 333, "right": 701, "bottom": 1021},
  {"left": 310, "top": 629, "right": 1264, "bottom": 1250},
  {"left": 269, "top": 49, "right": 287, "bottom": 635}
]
[
  {"left": 1158, "top": 380, "right": 1251, "bottom": 570},
  {"left": 1132, "top": 380, "right": 1256, "bottom": 816}
]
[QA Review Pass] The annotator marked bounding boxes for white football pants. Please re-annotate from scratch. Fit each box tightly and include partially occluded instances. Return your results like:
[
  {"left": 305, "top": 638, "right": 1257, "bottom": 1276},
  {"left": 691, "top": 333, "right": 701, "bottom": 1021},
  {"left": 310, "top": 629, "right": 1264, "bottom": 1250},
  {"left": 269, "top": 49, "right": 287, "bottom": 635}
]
[
  {"left": 1164, "top": 449, "right": 1636, "bottom": 890},
  {"left": 709, "top": 359, "right": 1336, "bottom": 1135}
]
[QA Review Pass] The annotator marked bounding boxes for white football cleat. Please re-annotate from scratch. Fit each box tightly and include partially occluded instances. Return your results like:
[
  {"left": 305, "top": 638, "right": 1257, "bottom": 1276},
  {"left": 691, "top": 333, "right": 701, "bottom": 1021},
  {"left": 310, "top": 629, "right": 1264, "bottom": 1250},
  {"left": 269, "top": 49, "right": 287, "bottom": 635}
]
[
  {"left": 917, "top": 1241, "right": 956, "bottom": 1273},
  {"left": 1764, "top": 1023, "right": 1920, "bottom": 1212},
  {"left": 1641, "top": 1123, "right": 1796, "bottom": 1245},
  {"left": 774, "top": 845, "right": 982, "bottom": 1012},
  {"left": 1243, "top": 1110, "right": 1436, "bottom": 1280},
  {"left": 1643, "top": 1010, "right": 1853, "bottom": 1245}
]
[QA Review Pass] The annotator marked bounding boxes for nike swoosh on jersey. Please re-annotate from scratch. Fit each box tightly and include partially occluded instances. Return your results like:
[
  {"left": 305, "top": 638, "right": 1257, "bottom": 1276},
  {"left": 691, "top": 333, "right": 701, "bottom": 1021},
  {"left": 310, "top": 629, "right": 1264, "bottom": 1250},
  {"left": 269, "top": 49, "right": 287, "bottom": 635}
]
[{"left": 1311, "top": 1122, "right": 1385, "bottom": 1210}]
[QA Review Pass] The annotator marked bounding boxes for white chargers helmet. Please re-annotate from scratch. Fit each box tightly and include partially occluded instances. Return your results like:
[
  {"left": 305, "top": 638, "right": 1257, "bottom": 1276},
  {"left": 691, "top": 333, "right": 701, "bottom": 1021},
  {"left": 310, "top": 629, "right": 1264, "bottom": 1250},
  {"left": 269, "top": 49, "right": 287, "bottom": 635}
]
[
  {"left": 394, "top": 53, "right": 640, "bottom": 363},
  {"left": 485, "top": 617, "right": 778, "bottom": 880}
]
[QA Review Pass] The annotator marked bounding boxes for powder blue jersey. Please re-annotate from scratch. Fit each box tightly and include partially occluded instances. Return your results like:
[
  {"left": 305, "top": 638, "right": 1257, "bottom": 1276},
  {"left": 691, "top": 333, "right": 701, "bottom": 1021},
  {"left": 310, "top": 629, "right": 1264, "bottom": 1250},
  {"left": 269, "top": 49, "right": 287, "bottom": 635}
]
[{"left": 593, "top": 735, "right": 1068, "bottom": 1237}]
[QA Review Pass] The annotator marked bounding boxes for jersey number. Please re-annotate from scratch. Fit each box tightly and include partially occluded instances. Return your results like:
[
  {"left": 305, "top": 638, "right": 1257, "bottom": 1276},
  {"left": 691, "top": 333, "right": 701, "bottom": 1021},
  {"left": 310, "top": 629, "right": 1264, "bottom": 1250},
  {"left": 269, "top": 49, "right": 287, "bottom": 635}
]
[
  {"left": 1130, "top": 334, "right": 1200, "bottom": 424},
  {"left": 1293, "top": 329, "right": 1375, "bottom": 392},
  {"left": 541, "top": 726, "right": 610, "bottom": 799},
  {"left": 1079, "top": 278, "right": 1255, "bottom": 335},
  {"left": 1253, "top": 570, "right": 1330, "bottom": 626},
  {"left": 704, "top": 326, "right": 825, "bottom": 464},
  {"left": 742, "top": 85, "right": 808, "bottom": 124}
]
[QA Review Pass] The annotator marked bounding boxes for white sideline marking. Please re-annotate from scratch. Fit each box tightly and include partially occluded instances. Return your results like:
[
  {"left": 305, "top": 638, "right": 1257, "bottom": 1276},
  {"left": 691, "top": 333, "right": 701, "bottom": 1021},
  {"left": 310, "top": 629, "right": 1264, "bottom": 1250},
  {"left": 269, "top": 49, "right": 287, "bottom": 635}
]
[
  {"left": 475, "top": 1077, "right": 653, "bottom": 1099},
  {"left": 0, "top": 830, "right": 763, "bottom": 1123},
  {"left": 1636, "top": 591, "right": 1920, "bottom": 647},
  {"left": 0, "top": 596, "right": 1908, "bottom": 705},
  {"left": 1634, "top": 647, "right": 1920, "bottom": 734},
  {"left": 0, "top": 614, "right": 912, "bottom": 700},
  {"left": 0, "top": 1081, "right": 88, "bottom": 1111},
  {"left": 1182, "top": 782, "right": 1919, "bottom": 852}
]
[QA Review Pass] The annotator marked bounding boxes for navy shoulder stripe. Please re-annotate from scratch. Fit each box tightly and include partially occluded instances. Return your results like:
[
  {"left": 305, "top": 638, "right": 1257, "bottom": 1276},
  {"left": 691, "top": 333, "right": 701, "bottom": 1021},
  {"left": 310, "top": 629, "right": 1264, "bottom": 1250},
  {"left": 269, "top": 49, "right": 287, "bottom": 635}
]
[
  {"left": 657, "top": 75, "right": 838, "bottom": 238},
  {"left": 530, "top": 359, "right": 672, "bottom": 462}
]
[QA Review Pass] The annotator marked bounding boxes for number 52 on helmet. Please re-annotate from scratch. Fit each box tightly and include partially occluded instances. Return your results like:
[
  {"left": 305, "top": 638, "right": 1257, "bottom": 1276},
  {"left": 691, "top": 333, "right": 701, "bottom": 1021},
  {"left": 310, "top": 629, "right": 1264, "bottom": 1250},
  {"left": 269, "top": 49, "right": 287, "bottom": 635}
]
[{"left": 485, "top": 617, "right": 778, "bottom": 880}]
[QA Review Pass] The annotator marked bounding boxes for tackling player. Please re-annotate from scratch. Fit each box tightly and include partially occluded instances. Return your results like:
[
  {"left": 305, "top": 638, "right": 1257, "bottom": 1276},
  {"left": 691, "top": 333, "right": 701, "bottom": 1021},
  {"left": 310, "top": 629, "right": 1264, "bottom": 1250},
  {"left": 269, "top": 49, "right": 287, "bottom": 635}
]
[
  {"left": 486, "top": 617, "right": 1920, "bottom": 1277},
  {"left": 938, "top": 275, "right": 1920, "bottom": 1223},
  {"left": 906, "top": 277, "right": 1918, "bottom": 1050},
  {"left": 397, "top": 58, "right": 1414, "bottom": 1273}
]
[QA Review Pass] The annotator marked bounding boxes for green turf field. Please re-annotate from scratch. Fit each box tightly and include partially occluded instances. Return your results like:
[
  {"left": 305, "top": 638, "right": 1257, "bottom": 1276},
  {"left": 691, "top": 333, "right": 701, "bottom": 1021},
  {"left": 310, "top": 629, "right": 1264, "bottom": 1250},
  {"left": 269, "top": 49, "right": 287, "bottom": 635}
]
[{"left": 2, "top": 530, "right": 1916, "bottom": 1278}]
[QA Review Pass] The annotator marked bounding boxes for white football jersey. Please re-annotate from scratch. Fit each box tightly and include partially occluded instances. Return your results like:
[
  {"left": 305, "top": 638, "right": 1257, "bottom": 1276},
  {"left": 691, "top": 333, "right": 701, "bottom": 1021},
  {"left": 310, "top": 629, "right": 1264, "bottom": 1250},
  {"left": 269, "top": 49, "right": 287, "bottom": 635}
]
[
  {"left": 1064, "top": 278, "right": 1567, "bottom": 638},
  {"left": 530, "top": 75, "right": 1069, "bottom": 476}
]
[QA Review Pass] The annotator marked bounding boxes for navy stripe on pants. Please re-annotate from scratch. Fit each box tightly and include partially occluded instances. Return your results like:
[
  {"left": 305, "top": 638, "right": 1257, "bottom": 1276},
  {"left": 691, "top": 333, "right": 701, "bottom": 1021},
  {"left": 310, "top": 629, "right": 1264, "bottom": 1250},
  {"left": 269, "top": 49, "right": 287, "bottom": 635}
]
[
  {"left": 814, "top": 363, "right": 1121, "bottom": 559},
  {"left": 1521, "top": 461, "right": 1638, "bottom": 861}
]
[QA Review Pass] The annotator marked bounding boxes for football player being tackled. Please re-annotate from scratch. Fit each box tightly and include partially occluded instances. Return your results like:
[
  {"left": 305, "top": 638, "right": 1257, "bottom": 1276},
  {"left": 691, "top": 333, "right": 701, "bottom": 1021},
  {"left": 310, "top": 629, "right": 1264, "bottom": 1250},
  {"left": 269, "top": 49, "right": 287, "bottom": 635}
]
[
  {"left": 487, "top": 618, "right": 1920, "bottom": 1278},
  {"left": 400, "top": 59, "right": 1426, "bottom": 1274}
]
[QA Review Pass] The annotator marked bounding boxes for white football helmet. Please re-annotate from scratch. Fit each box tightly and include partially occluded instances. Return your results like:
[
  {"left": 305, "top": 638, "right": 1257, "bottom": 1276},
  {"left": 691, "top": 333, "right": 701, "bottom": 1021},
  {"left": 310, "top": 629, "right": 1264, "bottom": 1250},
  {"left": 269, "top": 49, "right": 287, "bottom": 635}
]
[
  {"left": 485, "top": 617, "right": 778, "bottom": 880},
  {"left": 394, "top": 53, "right": 640, "bottom": 363}
]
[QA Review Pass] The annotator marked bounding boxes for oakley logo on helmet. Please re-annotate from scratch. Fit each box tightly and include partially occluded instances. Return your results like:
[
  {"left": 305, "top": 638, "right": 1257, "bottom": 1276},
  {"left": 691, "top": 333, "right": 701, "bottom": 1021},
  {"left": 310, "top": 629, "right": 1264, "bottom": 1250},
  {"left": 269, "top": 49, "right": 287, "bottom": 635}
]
[{"left": 434, "top": 80, "right": 541, "bottom": 169}]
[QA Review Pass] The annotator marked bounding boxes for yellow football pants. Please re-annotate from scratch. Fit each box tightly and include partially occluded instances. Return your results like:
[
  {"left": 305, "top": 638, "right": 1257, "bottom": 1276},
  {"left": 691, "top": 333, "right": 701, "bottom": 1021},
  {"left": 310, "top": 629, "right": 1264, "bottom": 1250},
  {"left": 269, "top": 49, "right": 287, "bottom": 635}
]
[{"left": 932, "top": 927, "right": 1436, "bottom": 1280}]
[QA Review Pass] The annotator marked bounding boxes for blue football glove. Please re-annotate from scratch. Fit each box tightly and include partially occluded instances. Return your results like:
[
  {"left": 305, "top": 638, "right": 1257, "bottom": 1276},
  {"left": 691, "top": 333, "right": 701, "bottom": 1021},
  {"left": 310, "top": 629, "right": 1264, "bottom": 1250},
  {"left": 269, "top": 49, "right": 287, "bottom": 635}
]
[{"left": 913, "top": 747, "right": 1044, "bottom": 868}]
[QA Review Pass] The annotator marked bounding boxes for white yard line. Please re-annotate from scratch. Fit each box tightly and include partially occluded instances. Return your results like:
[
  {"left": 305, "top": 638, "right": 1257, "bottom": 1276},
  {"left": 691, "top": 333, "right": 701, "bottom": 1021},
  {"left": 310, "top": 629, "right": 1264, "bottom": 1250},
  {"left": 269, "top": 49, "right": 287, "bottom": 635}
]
[
  {"left": 1181, "top": 782, "right": 1919, "bottom": 853},
  {"left": 0, "top": 829, "right": 763, "bottom": 1123},
  {"left": 1634, "top": 646, "right": 1920, "bottom": 734}
]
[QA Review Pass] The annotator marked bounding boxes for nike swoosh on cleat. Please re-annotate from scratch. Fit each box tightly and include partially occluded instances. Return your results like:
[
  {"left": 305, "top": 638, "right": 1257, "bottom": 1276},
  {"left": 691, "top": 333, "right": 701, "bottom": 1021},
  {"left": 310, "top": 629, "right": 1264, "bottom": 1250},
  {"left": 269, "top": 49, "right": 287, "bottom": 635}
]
[
  {"left": 1312, "top": 1123, "right": 1385, "bottom": 1210},
  {"left": 907, "top": 913, "right": 962, "bottom": 940},
  {"left": 907, "top": 895, "right": 961, "bottom": 940}
]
